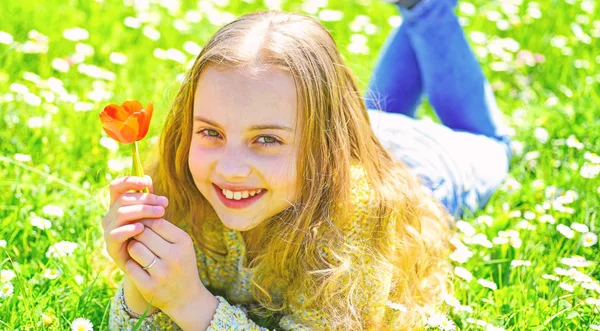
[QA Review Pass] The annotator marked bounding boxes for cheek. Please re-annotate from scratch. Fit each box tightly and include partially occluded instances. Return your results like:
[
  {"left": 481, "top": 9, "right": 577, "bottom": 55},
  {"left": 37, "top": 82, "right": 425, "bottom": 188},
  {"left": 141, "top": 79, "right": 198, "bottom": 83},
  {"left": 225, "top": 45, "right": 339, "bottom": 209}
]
[
  {"left": 188, "top": 146, "right": 215, "bottom": 178},
  {"left": 263, "top": 155, "right": 298, "bottom": 195}
]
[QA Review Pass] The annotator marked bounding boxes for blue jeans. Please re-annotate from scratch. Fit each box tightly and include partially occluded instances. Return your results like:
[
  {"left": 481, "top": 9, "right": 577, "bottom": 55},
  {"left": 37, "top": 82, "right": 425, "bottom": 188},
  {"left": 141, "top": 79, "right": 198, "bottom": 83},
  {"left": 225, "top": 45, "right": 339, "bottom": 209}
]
[{"left": 365, "top": 0, "right": 513, "bottom": 220}]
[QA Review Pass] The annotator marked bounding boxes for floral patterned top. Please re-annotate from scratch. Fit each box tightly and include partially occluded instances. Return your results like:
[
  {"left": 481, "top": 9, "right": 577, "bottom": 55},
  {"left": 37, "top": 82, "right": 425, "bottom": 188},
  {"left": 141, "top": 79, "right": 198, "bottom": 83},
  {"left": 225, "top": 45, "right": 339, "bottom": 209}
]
[{"left": 108, "top": 165, "right": 406, "bottom": 330}]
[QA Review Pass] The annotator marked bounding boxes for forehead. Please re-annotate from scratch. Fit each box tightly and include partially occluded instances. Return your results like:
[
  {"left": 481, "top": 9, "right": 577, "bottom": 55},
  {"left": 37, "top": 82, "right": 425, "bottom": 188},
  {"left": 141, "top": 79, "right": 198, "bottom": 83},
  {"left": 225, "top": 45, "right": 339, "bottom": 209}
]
[{"left": 193, "top": 66, "right": 298, "bottom": 129}]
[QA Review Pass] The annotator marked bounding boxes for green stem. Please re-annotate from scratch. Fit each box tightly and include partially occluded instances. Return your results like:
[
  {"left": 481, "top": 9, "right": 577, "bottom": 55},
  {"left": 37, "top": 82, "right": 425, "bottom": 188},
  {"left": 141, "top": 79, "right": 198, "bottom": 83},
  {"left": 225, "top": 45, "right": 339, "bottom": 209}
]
[{"left": 132, "top": 141, "right": 149, "bottom": 194}]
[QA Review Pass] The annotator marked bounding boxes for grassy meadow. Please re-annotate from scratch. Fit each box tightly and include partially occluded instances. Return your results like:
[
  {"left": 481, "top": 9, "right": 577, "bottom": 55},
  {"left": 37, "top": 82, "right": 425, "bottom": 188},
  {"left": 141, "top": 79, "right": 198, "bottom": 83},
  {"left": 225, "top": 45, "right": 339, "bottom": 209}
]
[{"left": 0, "top": 0, "right": 599, "bottom": 329}]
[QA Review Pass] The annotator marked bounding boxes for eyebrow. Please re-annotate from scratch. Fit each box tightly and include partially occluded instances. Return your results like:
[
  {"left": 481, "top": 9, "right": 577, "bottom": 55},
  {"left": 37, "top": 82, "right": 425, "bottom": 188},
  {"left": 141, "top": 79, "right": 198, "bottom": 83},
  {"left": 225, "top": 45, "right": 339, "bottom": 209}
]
[{"left": 193, "top": 115, "right": 294, "bottom": 132}]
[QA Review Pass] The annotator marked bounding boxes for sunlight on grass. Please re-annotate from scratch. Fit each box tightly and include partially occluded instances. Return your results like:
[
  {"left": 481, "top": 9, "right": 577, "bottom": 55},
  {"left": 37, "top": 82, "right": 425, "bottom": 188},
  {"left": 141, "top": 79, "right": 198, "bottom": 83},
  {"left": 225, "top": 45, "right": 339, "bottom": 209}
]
[{"left": 0, "top": 0, "right": 599, "bottom": 329}]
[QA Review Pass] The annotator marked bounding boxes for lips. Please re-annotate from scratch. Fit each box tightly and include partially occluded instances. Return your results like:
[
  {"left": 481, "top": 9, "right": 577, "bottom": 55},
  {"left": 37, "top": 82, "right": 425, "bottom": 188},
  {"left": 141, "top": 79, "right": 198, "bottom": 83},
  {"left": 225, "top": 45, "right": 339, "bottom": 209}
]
[{"left": 212, "top": 183, "right": 266, "bottom": 209}]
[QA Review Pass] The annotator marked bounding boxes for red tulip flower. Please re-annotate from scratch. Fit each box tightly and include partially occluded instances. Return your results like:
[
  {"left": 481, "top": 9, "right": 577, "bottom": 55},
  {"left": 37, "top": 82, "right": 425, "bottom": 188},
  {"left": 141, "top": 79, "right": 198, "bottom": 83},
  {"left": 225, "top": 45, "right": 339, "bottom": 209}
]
[
  {"left": 99, "top": 100, "right": 154, "bottom": 193},
  {"left": 99, "top": 100, "right": 153, "bottom": 144}
]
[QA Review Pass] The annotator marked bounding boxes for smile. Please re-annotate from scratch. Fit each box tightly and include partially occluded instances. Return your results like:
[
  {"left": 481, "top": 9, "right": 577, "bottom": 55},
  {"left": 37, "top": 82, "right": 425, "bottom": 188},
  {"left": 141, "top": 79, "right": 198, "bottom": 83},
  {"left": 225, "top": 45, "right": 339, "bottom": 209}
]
[{"left": 212, "top": 184, "right": 267, "bottom": 209}]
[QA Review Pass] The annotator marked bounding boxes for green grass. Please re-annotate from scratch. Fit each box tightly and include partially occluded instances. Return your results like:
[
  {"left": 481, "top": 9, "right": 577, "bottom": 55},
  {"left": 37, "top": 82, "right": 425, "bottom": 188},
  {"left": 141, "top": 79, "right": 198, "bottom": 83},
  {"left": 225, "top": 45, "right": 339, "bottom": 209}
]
[{"left": 0, "top": 0, "right": 599, "bottom": 329}]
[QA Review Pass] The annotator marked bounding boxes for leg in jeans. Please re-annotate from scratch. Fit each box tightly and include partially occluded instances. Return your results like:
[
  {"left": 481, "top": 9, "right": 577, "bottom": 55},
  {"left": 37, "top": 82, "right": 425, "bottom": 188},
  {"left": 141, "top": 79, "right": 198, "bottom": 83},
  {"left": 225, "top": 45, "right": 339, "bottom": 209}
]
[
  {"left": 367, "top": 0, "right": 513, "bottom": 219},
  {"left": 398, "top": 0, "right": 512, "bottom": 146},
  {"left": 365, "top": 24, "right": 423, "bottom": 118}
]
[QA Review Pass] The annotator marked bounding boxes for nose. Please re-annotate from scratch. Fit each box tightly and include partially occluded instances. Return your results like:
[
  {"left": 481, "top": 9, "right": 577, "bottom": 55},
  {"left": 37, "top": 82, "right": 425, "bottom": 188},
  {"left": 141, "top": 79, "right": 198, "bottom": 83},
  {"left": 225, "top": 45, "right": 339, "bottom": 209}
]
[{"left": 215, "top": 147, "right": 252, "bottom": 181}]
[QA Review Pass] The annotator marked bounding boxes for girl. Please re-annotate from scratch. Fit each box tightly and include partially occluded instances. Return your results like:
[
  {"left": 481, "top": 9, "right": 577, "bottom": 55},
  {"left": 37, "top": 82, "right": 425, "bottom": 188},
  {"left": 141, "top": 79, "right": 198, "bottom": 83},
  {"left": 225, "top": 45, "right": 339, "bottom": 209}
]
[{"left": 103, "top": 0, "right": 512, "bottom": 330}]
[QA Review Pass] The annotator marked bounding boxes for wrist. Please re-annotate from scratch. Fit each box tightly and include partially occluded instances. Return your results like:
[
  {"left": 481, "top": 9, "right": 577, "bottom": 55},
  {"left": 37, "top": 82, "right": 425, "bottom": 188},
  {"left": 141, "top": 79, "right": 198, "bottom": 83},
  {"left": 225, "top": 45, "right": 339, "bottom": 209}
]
[
  {"left": 166, "top": 287, "right": 219, "bottom": 331},
  {"left": 123, "top": 276, "right": 160, "bottom": 317}
]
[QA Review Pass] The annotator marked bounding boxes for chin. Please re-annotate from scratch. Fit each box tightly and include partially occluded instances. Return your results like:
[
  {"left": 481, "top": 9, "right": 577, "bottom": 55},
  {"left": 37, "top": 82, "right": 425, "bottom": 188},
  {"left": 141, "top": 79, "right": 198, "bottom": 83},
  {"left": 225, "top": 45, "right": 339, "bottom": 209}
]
[{"left": 217, "top": 213, "right": 264, "bottom": 232}]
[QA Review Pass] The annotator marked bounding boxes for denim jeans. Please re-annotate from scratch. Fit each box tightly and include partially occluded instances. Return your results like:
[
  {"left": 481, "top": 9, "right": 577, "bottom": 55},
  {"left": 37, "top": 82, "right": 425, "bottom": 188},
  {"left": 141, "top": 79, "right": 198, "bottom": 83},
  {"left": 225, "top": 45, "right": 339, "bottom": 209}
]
[{"left": 365, "top": 0, "right": 513, "bottom": 220}]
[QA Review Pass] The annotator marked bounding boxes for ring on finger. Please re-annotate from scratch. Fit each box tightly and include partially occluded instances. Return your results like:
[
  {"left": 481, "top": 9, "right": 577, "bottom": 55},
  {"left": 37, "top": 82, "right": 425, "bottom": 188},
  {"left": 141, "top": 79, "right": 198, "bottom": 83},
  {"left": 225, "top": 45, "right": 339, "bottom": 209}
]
[{"left": 142, "top": 255, "right": 157, "bottom": 270}]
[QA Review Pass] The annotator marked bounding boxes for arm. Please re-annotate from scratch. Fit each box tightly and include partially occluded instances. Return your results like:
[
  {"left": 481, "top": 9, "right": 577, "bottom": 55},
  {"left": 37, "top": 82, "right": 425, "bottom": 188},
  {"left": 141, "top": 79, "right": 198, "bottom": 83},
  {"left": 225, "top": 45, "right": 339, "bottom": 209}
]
[
  {"left": 109, "top": 281, "right": 181, "bottom": 330},
  {"left": 109, "top": 245, "right": 271, "bottom": 331},
  {"left": 123, "top": 275, "right": 159, "bottom": 317},
  {"left": 110, "top": 280, "right": 270, "bottom": 331}
]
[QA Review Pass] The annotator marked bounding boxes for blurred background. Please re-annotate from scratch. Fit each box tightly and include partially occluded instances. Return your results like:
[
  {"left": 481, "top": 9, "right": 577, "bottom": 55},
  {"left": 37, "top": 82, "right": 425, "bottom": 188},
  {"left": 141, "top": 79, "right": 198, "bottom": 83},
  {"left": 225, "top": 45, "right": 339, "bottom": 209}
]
[{"left": 0, "top": 0, "right": 599, "bottom": 329}]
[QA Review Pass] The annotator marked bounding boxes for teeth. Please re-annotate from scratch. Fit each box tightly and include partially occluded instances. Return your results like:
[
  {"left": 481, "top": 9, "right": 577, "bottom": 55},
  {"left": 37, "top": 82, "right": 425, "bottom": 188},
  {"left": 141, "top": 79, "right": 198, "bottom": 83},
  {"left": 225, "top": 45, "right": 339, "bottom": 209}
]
[{"left": 221, "top": 188, "right": 263, "bottom": 200}]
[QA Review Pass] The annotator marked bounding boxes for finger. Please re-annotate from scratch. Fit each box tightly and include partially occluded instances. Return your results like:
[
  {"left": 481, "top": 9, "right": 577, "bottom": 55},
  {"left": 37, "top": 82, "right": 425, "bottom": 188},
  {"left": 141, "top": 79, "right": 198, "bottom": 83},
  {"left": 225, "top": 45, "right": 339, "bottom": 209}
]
[
  {"left": 125, "top": 258, "right": 152, "bottom": 290},
  {"left": 127, "top": 239, "right": 161, "bottom": 273},
  {"left": 133, "top": 226, "right": 172, "bottom": 258},
  {"left": 140, "top": 218, "right": 188, "bottom": 244},
  {"left": 107, "top": 223, "right": 144, "bottom": 244},
  {"left": 144, "top": 175, "right": 154, "bottom": 194},
  {"left": 109, "top": 176, "right": 153, "bottom": 205},
  {"left": 113, "top": 205, "right": 165, "bottom": 228},
  {"left": 114, "top": 192, "right": 169, "bottom": 209}
]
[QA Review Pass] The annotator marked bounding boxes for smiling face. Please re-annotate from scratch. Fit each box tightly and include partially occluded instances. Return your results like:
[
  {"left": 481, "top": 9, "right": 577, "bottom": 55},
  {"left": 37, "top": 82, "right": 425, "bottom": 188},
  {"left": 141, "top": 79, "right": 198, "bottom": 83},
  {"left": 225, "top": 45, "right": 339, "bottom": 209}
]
[{"left": 189, "top": 66, "right": 300, "bottom": 231}]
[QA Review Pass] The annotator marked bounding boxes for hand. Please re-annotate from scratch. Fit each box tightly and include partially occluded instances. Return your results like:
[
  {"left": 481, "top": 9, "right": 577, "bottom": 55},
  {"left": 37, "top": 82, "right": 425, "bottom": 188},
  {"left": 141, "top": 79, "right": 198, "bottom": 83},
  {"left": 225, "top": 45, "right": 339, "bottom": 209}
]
[
  {"left": 101, "top": 175, "right": 168, "bottom": 274},
  {"left": 125, "top": 217, "right": 210, "bottom": 316}
]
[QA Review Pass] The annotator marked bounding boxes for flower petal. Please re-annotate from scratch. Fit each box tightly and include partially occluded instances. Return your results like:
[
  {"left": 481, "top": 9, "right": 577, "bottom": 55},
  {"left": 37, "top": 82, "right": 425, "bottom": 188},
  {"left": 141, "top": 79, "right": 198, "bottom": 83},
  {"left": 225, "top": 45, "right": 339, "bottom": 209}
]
[
  {"left": 121, "top": 100, "right": 143, "bottom": 115},
  {"left": 102, "top": 120, "right": 136, "bottom": 143},
  {"left": 102, "top": 104, "right": 129, "bottom": 122},
  {"left": 121, "top": 115, "right": 140, "bottom": 142},
  {"left": 136, "top": 102, "right": 154, "bottom": 140}
]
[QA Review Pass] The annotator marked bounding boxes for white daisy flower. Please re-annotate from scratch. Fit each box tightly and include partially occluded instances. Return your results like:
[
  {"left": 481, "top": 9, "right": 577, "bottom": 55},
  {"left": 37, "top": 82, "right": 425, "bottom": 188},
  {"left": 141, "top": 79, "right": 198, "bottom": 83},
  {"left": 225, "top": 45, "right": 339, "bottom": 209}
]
[
  {"left": 476, "top": 215, "right": 494, "bottom": 226},
  {"left": 561, "top": 256, "right": 592, "bottom": 268},
  {"left": 75, "top": 275, "right": 84, "bottom": 285},
  {"left": 559, "top": 282, "right": 574, "bottom": 292},
  {"left": 13, "top": 153, "right": 32, "bottom": 162},
  {"left": 454, "top": 267, "right": 473, "bottom": 283},
  {"left": 455, "top": 221, "right": 476, "bottom": 237},
  {"left": 0, "top": 282, "right": 14, "bottom": 298},
  {"left": 43, "top": 268, "right": 61, "bottom": 280},
  {"left": 30, "top": 214, "right": 52, "bottom": 230},
  {"left": 46, "top": 241, "right": 78, "bottom": 258},
  {"left": 534, "top": 127, "right": 549, "bottom": 143},
  {"left": 582, "top": 232, "right": 598, "bottom": 247},
  {"left": 542, "top": 274, "right": 559, "bottom": 281},
  {"left": 425, "top": 313, "right": 444, "bottom": 327},
  {"left": 466, "top": 318, "right": 488, "bottom": 327},
  {"left": 477, "top": 278, "right": 498, "bottom": 290},
  {"left": 41, "top": 312, "right": 55, "bottom": 325},
  {"left": 109, "top": 52, "right": 128, "bottom": 65},
  {"left": 570, "top": 222, "right": 589, "bottom": 233},
  {"left": 70, "top": 317, "right": 94, "bottom": 331},
  {"left": 124, "top": 16, "right": 142, "bottom": 29},
  {"left": 63, "top": 27, "right": 89, "bottom": 41},
  {"left": 470, "top": 233, "right": 493, "bottom": 248},
  {"left": 319, "top": 9, "right": 344, "bottom": 22},
  {"left": 0, "top": 269, "right": 16, "bottom": 283},
  {"left": 143, "top": 26, "right": 161, "bottom": 41},
  {"left": 586, "top": 298, "right": 600, "bottom": 306},
  {"left": 556, "top": 224, "right": 575, "bottom": 239},
  {"left": 183, "top": 41, "right": 202, "bottom": 55},
  {"left": 52, "top": 58, "right": 71, "bottom": 72},
  {"left": 510, "top": 260, "right": 532, "bottom": 268},
  {"left": 539, "top": 214, "right": 556, "bottom": 224},
  {"left": 449, "top": 247, "right": 473, "bottom": 264},
  {"left": 0, "top": 31, "right": 14, "bottom": 44},
  {"left": 0, "top": 240, "right": 6, "bottom": 248},
  {"left": 42, "top": 205, "right": 64, "bottom": 218}
]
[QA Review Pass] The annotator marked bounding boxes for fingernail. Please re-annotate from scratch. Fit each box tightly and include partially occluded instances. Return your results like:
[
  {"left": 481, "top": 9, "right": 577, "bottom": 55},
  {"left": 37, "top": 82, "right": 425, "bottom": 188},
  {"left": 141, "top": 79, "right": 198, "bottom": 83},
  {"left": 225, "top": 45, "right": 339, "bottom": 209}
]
[{"left": 153, "top": 206, "right": 163, "bottom": 214}]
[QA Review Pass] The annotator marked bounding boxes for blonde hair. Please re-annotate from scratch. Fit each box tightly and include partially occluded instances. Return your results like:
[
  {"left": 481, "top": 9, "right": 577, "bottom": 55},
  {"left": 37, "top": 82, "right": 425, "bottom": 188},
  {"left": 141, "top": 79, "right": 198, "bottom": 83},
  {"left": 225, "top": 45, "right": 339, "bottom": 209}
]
[{"left": 144, "top": 11, "right": 454, "bottom": 330}]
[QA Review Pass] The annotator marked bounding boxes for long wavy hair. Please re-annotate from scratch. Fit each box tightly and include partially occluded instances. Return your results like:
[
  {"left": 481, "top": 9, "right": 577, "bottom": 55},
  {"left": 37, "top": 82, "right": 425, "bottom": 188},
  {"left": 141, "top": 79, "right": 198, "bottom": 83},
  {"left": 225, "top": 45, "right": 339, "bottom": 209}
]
[{"left": 144, "top": 11, "right": 453, "bottom": 330}]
